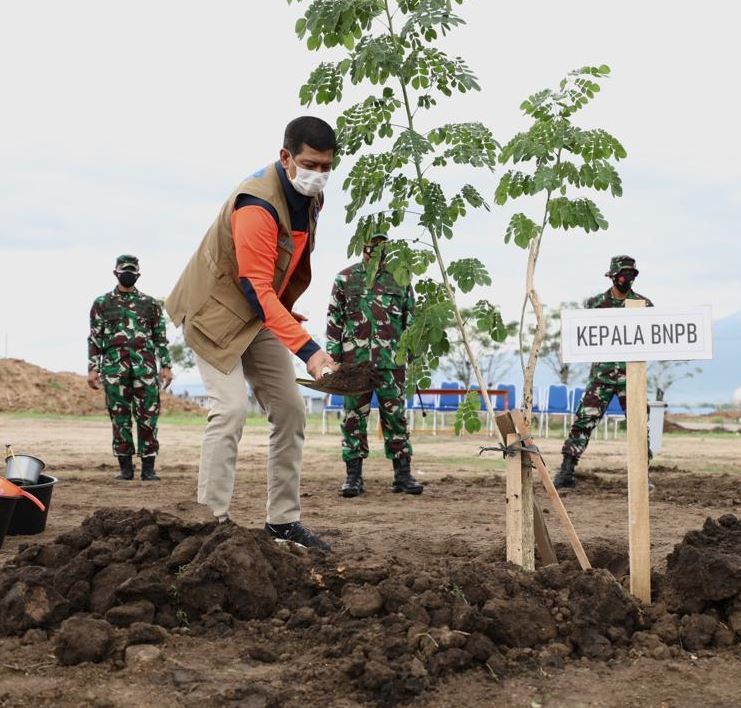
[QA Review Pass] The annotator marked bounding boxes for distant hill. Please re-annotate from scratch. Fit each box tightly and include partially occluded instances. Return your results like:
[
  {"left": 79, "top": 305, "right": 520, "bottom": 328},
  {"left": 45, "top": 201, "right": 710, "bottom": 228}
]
[{"left": 0, "top": 359, "right": 203, "bottom": 415}]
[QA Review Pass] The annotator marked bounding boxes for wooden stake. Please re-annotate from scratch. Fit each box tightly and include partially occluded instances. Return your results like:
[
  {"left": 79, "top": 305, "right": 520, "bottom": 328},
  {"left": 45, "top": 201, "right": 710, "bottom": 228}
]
[
  {"left": 504, "top": 433, "right": 534, "bottom": 570},
  {"left": 509, "top": 410, "right": 592, "bottom": 570},
  {"left": 626, "top": 299, "right": 651, "bottom": 604},
  {"left": 533, "top": 503, "right": 558, "bottom": 566},
  {"left": 496, "top": 412, "right": 556, "bottom": 567}
]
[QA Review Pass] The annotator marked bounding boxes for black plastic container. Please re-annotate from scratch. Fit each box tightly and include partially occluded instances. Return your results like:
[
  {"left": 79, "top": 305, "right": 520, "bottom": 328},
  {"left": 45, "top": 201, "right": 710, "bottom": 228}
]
[
  {"left": 0, "top": 496, "right": 19, "bottom": 548},
  {"left": 7, "top": 474, "right": 57, "bottom": 536}
]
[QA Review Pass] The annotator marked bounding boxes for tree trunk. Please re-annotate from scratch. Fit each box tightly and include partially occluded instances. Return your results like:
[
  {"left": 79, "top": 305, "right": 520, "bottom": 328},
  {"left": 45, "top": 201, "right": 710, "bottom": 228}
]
[{"left": 521, "top": 231, "right": 545, "bottom": 426}]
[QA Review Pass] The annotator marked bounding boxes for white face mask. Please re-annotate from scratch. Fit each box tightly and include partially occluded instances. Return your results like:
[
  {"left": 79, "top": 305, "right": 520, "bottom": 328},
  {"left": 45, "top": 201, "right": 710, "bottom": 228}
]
[{"left": 288, "top": 154, "right": 330, "bottom": 197}]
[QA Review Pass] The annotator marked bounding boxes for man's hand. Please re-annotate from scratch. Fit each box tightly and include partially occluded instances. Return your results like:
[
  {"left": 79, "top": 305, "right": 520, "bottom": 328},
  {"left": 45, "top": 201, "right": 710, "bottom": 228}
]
[
  {"left": 160, "top": 367, "right": 173, "bottom": 390},
  {"left": 87, "top": 370, "right": 101, "bottom": 390},
  {"left": 291, "top": 311, "right": 308, "bottom": 323},
  {"left": 306, "top": 350, "right": 339, "bottom": 380}
]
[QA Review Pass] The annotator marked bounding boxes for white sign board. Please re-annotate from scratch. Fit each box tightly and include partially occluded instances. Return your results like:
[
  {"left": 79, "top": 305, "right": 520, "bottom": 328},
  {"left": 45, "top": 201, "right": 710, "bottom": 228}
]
[{"left": 561, "top": 305, "right": 713, "bottom": 363}]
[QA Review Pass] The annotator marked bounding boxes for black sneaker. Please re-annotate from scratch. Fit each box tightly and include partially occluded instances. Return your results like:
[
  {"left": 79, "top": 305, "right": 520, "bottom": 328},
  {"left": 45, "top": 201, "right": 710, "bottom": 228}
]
[{"left": 264, "top": 521, "right": 331, "bottom": 551}]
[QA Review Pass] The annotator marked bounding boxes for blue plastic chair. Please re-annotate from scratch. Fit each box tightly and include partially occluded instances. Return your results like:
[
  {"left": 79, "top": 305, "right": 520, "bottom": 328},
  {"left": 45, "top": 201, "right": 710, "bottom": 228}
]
[
  {"left": 408, "top": 391, "right": 436, "bottom": 431},
  {"left": 470, "top": 384, "right": 496, "bottom": 436},
  {"left": 531, "top": 387, "right": 546, "bottom": 435},
  {"left": 604, "top": 394, "right": 625, "bottom": 439},
  {"left": 435, "top": 381, "right": 461, "bottom": 433},
  {"left": 437, "top": 381, "right": 461, "bottom": 411},
  {"left": 544, "top": 384, "right": 570, "bottom": 438},
  {"left": 494, "top": 383, "right": 516, "bottom": 412},
  {"left": 321, "top": 393, "right": 344, "bottom": 434},
  {"left": 570, "top": 387, "right": 585, "bottom": 426}
]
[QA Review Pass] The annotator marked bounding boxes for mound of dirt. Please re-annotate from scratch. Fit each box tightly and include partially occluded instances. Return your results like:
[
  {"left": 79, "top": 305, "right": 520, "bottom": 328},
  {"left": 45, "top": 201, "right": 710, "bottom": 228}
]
[
  {"left": 663, "top": 514, "right": 741, "bottom": 615},
  {"left": 0, "top": 359, "right": 202, "bottom": 415},
  {"left": 1, "top": 510, "right": 738, "bottom": 704}
]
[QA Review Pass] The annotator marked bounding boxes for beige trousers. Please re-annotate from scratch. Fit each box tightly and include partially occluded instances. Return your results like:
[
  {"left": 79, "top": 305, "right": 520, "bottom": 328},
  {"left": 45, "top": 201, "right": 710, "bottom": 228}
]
[{"left": 194, "top": 328, "right": 305, "bottom": 524}]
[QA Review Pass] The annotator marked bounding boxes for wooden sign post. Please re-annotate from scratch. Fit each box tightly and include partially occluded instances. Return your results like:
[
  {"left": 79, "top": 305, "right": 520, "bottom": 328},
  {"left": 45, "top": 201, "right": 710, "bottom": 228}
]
[
  {"left": 561, "top": 303, "right": 713, "bottom": 604},
  {"left": 625, "top": 300, "right": 651, "bottom": 603}
]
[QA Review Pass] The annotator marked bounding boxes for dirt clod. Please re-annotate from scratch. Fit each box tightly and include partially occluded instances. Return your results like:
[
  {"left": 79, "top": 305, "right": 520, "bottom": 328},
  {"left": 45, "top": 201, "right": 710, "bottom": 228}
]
[
  {"left": 125, "top": 643, "right": 163, "bottom": 665},
  {"left": 127, "top": 622, "right": 169, "bottom": 645},
  {"left": 342, "top": 583, "right": 384, "bottom": 618},
  {"left": 105, "top": 599, "right": 156, "bottom": 627},
  {"left": 55, "top": 616, "right": 115, "bottom": 666}
]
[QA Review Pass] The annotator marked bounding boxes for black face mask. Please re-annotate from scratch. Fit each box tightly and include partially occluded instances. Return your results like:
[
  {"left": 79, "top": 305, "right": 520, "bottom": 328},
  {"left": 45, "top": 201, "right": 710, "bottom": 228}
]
[
  {"left": 613, "top": 271, "right": 636, "bottom": 294},
  {"left": 116, "top": 272, "right": 139, "bottom": 288}
]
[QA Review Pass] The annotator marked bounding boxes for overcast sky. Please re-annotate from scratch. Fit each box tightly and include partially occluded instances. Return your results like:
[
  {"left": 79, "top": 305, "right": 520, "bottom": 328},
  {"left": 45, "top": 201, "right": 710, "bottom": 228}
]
[{"left": 1, "top": 0, "right": 738, "bottom": 386}]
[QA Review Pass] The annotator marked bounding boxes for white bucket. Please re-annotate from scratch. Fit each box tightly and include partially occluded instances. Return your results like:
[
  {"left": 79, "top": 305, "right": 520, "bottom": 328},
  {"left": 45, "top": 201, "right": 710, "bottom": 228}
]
[{"left": 648, "top": 401, "right": 668, "bottom": 454}]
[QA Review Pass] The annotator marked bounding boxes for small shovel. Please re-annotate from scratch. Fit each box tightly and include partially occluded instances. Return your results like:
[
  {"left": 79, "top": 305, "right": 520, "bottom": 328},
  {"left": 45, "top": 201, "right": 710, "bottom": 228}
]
[
  {"left": 296, "top": 362, "right": 381, "bottom": 396},
  {"left": 0, "top": 477, "right": 46, "bottom": 512}
]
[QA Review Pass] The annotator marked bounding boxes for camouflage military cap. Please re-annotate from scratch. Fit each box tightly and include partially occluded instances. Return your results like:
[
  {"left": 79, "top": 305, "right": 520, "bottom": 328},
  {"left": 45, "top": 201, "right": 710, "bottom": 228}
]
[
  {"left": 605, "top": 255, "right": 638, "bottom": 277},
  {"left": 115, "top": 254, "right": 140, "bottom": 273}
]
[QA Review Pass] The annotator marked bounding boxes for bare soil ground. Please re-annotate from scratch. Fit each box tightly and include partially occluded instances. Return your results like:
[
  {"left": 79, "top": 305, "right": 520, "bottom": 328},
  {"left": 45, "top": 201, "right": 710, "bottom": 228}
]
[{"left": 0, "top": 413, "right": 739, "bottom": 707}]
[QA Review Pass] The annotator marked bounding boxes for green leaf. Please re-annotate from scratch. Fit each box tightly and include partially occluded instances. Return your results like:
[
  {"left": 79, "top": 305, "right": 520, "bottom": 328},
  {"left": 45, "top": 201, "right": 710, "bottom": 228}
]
[
  {"left": 295, "top": 0, "right": 383, "bottom": 50},
  {"left": 504, "top": 213, "right": 540, "bottom": 249},
  {"left": 547, "top": 197, "right": 609, "bottom": 232},
  {"left": 350, "top": 34, "right": 404, "bottom": 85},
  {"left": 299, "top": 62, "right": 346, "bottom": 106},
  {"left": 446, "top": 258, "right": 491, "bottom": 293},
  {"left": 347, "top": 214, "right": 391, "bottom": 258},
  {"left": 470, "top": 300, "right": 508, "bottom": 342},
  {"left": 454, "top": 391, "right": 483, "bottom": 434},
  {"left": 383, "top": 240, "right": 436, "bottom": 288},
  {"left": 400, "top": 0, "right": 466, "bottom": 40},
  {"left": 402, "top": 47, "right": 480, "bottom": 95},
  {"left": 396, "top": 283, "right": 454, "bottom": 378},
  {"left": 428, "top": 122, "right": 499, "bottom": 169}
]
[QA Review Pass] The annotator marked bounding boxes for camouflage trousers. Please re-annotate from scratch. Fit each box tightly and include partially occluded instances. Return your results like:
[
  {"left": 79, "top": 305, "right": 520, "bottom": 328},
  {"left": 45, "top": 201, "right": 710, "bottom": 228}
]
[
  {"left": 103, "top": 369, "right": 160, "bottom": 457},
  {"left": 341, "top": 368, "right": 412, "bottom": 462},
  {"left": 562, "top": 363, "right": 625, "bottom": 461}
]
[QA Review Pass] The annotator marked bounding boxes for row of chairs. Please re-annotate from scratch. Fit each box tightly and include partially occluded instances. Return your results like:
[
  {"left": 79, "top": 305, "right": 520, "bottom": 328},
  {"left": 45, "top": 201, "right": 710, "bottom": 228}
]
[
  {"left": 535, "top": 384, "right": 625, "bottom": 439},
  {"left": 321, "top": 382, "right": 516, "bottom": 435},
  {"left": 321, "top": 382, "right": 626, "bottom": 438}
]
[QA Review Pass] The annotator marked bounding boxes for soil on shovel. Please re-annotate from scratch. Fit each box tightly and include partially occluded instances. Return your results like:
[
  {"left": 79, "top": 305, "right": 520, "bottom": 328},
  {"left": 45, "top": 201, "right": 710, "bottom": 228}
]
[
  {"left": 0, "top": 508, "right": 739, "bottom": 706},
  {"left": 304, "top": 361, "right": 383, "bottom": 395}
]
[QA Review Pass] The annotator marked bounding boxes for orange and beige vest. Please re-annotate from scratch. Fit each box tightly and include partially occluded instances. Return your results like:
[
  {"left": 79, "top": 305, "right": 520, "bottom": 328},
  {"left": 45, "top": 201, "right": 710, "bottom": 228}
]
[{"left": 165, "top": 163, "right": 320, "bottom": 374}]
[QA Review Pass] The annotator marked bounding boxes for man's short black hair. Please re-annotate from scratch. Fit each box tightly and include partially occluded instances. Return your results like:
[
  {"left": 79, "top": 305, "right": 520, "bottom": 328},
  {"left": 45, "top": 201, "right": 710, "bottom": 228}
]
[{"left": 283, "top": 116, "right": 337, "bottom": 155}]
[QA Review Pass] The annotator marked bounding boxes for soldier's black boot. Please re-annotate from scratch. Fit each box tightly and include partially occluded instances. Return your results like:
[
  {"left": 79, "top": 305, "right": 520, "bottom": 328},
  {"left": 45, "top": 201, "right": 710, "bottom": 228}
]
[
  {"left": 141, "top": 456, "right": 160, "bottom": 481},
  {"left": 115, "top": 455, "right": 134, "bottom": 481},
  {"left": 553, "top": 454, "right": 577, "bottom": 489},
  {"left": 391, "top": 457, "right": 423, "bottom": 495},
  {"left": 340, "top": 458, "right": 364, "bottom": 498}
]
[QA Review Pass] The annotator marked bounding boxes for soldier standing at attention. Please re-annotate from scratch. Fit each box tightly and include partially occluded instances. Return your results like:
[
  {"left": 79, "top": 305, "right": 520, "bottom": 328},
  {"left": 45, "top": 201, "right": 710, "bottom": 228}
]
[
  {"left": 327, "top": 234, "right": 423, "bottom": 498},
  {"left": 554, "top": 255, "right": 653, "bottom": 489},
  {"left": 87, "top": 255, "right": 173, "bottom": 481}
]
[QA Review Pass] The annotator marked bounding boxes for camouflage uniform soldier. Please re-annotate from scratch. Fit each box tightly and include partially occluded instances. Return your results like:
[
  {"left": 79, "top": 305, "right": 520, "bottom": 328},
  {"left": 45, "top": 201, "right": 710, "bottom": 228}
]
[
  {"left": 554, "top": 255, "right": 653, "bottom": 489},
  {"left": 87, "top": 255, "right": 173, "bottom": 481},
  {"left": 326, "top": 234, "right": 423, "bottom": 497}
]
